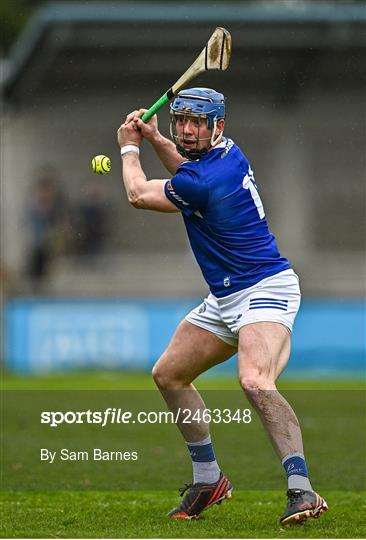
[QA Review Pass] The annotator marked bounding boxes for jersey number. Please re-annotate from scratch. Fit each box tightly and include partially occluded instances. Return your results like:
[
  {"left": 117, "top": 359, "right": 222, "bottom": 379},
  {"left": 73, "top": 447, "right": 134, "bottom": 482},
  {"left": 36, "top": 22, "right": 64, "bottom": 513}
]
[{"left": 242, "top": 166, "right": 265, "bottom": 219}]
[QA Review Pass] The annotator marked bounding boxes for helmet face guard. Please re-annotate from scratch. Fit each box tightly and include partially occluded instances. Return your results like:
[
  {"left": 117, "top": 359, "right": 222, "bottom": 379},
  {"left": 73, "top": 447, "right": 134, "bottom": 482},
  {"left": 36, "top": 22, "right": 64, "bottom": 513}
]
[
  {"left": 170, "top": 112, "right": 214, "bottom": 160},
  {"left": 170, "top": 88, "right": 225, "bottom": 160}
]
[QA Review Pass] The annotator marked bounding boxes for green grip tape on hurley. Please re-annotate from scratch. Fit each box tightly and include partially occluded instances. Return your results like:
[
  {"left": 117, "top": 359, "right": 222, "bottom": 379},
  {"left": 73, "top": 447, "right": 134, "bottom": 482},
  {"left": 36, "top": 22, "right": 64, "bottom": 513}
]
[{"left": 141, "top": 92, "right": 171, "bottom": 123}]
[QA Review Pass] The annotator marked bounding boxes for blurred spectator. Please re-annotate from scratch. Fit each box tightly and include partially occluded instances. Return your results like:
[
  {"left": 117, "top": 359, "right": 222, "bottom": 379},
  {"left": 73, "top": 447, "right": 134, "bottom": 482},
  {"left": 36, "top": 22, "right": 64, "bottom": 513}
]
[
  {"left": 0, "top": 264, "right": 19, "bottom": 297},
  {"left": 24, "top": 171, "right": 70, "bottom": 290},
  {"left": 73, "top": 181, "right": 111, "bottom": 256}
]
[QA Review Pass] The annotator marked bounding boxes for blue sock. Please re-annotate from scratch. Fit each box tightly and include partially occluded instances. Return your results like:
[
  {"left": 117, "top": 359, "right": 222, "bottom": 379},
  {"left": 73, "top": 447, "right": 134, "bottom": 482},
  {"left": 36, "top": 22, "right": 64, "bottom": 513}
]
[
  {"left": 186, "top": 436, "right": 220, "bottom": 484},
  {"left": 282, "top": 452, "right": 312, "bottom": 491}
]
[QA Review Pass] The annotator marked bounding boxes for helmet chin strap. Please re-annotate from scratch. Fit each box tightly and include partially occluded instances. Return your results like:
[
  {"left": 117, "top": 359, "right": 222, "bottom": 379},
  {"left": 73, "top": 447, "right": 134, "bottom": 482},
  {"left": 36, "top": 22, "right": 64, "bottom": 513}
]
[
  {"left": 176, "top": 144, "right": 208, "bottom": 160},
  {"left": 210, "top": 119, "right": 223, "bottom": 147}
]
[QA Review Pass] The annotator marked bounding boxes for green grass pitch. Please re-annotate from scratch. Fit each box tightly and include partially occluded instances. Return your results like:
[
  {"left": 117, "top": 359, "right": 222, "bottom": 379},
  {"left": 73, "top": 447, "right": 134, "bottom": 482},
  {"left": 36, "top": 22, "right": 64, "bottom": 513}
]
[
  {"left": 1, "top": 371, "right": 365, "bottom": 538},
  {"left": 2, "top": 490, "right": 365, "bottom": 538}
]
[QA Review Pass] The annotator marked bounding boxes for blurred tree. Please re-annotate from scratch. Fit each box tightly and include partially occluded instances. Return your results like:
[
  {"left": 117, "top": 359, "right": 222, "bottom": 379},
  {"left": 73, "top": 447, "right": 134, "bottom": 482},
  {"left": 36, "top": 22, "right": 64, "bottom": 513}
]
[{"left": 0, "top": 0, "right": 31, "bottom": 53}]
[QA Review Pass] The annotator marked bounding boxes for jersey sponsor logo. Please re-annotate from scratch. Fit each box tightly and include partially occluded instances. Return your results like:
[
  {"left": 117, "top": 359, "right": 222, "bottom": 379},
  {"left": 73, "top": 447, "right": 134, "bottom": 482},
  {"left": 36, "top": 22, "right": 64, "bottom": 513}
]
[{"left": 166, "top": 181, "right": 189, "bottom": 206}]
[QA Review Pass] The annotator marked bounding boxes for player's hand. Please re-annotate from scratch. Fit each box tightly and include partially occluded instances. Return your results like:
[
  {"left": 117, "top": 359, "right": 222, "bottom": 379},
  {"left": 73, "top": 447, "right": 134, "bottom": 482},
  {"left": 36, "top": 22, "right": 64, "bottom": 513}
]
[
  {"left": 133, "top": 109, "right": 160, "bottom": 143},
  {"left": 117, "top": 112, "right": 143, "bottom": 148}
]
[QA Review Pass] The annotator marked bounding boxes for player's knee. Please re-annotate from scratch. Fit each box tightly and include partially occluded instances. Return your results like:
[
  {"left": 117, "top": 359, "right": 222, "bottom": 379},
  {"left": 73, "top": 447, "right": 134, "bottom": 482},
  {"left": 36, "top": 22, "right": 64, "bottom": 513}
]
[
  {"left": 239, "top": 374, "right": 261, "bottom": 392},
  {"left": 152, "top": 361, "right": 180, "bottom": 389},
  {"left": 239, "top": 373, "right": 275, "bottom": 393},
  {"left": 240, "top": 376, "right": 267, "bottom": 408},
  {"left": 151, "top": 363, "right": 166, "bottom": 387}
]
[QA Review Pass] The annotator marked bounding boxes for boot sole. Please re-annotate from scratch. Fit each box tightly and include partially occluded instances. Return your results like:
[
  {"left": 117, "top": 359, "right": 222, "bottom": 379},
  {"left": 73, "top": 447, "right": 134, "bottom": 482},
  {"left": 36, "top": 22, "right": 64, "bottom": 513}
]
[{"left": 281, "top": 500, "right": 328, "bottom": 527}]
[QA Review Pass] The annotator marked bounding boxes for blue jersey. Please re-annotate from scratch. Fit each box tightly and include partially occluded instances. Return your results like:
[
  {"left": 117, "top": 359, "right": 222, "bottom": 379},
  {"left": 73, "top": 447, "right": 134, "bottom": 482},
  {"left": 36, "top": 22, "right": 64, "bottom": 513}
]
[{"left": 164, "top": 138, "right": 291, "bottom": 298}]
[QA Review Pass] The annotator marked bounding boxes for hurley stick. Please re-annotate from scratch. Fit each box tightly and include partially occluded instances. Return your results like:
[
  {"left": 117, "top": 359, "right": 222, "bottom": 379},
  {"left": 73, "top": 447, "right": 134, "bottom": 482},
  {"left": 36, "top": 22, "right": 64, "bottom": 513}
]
[{"left": 141, "top": 27, "right": 231, "bottom": 123}]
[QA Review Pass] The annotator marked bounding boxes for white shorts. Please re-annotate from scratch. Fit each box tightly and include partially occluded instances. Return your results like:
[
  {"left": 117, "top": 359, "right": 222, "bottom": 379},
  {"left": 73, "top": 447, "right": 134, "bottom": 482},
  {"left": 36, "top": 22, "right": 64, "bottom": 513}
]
[{"left": 185, "top": 269, "right": 301, "bottom": 347}]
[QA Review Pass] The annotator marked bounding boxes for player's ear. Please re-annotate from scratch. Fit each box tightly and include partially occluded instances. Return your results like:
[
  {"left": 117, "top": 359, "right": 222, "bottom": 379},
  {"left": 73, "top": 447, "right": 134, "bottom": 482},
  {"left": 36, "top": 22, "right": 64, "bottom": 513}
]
[{"left": 216, "top": 118, "right": 225, "bottom": 133}]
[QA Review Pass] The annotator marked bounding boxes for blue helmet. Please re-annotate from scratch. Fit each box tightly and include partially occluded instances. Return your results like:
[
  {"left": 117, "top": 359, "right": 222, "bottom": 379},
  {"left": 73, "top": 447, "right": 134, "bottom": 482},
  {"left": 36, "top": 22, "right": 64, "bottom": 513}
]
[
  {"left": 170, "top": 88, "right": 225, "bottom": 129},
  {"left": 170, "top": 88, "right": 226, "bottom": 159}
]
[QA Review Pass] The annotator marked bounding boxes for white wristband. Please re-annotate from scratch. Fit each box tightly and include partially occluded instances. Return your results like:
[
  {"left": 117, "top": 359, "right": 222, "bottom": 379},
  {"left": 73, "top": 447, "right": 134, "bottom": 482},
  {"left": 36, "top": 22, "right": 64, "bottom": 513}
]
[{"left": 121, "top": 145, "right": 140, "bottom": 157}]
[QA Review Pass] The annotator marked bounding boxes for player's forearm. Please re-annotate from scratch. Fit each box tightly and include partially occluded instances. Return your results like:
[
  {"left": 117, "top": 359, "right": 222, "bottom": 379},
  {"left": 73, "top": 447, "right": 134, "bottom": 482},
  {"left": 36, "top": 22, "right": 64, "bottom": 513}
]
[
  {"left": 150, "top": 133, "right": 186, "bottom": 175},
  {"left": 121, "top": 153, "right": 148, "bottom": 206}
]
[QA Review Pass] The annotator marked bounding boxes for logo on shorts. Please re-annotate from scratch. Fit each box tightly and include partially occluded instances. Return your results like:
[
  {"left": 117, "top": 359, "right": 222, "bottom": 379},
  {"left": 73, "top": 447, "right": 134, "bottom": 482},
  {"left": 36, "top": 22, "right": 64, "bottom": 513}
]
[
  {"left": 223, "top": 276, "right": 230, "bottom": 287},
  {"left": 230, "top": 313, "right": 242, "bottom": 324},
  {"left": 198, "top": 302, "right": 207, "bottom": 314}
]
